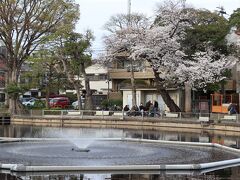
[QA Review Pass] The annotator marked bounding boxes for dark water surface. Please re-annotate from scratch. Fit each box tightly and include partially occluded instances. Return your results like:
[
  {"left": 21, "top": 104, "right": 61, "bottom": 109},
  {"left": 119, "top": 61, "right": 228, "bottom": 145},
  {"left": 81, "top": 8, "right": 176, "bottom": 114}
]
[{"left": 1, "top": 125, "right": 240, "bottom": 179}]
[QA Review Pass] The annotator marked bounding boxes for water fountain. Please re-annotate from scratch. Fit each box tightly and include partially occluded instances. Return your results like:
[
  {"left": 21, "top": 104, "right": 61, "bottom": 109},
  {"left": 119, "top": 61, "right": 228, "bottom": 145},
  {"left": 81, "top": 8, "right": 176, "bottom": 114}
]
[
  {"left": 0, "top": 137, "right": 240, "bottom": 173},
  {"left": 69, "top": 138, "right": 95, "bottom": 152}
]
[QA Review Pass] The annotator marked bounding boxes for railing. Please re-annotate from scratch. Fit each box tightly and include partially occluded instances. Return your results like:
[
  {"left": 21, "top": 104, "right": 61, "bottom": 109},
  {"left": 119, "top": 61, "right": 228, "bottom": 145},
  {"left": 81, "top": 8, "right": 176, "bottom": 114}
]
[
  {"left": 13, "top": 109, "right": 240, "bottom": 123},
  {"left": 0, "top": 111, "right": 11, "bottom": 125},
  {"left": 108, "top": 69, "right": 154, "bottom": 79}
]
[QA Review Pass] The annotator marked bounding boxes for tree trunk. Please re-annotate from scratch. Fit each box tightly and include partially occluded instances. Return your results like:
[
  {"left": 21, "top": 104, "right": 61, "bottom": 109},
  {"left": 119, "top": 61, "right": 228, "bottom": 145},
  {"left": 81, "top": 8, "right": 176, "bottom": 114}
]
[
  {"left": 153, "top": 69, "right": 181, "bottom": 112},
  {"left": 184, "top": 83, "right": 192, "bottom": 112},
  {"left": 59, "top": 57, "right": 84, "bottom": 110},
  {"left": 77, "top": 66, "right": 82, "bottom": 110},
  {"left": 45, "top": 68, "right": 54, "bottom": 109},
  {"left": 8, "top": 69, "right": 18, "bottom": 115},
  {"left": 81, "top": 63, "right": 93, "bottom": 110},
  {"left": 45, "top": 83, "right": 50, "bottom": 109},
  {"left": 84, "top": 76, "right": 93, "bottom": 110},
  {"left": 74, "top": 84, "right": 82, "bottom": 110},
  {"left": 5, "top": 71, "right": 9, "bottom": 107},
  {"left": 130, "top": 60, "right": 137, "bottom": 107}
]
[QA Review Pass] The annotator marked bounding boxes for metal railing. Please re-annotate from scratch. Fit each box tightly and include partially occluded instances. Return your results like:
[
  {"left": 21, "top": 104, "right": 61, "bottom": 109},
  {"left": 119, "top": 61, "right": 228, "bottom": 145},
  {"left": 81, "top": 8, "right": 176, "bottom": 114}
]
[{"left": 13, "top": 109, "right": 240, "bottom": 123}]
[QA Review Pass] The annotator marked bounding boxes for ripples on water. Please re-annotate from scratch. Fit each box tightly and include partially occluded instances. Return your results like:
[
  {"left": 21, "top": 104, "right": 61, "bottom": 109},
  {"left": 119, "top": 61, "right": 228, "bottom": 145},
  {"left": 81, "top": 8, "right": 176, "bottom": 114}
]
[{"left": 0, "top": 125, "right": 240, "bottom": 179}]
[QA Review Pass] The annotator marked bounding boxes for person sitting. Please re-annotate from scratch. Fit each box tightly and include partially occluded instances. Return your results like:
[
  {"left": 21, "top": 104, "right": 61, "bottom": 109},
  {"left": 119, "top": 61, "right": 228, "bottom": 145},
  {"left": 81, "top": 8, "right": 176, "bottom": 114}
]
[
  {"left": 123, "top": 105, "right": 130, "bottom": 111},
  {"left": 123, "top": 105, "right": 130, "bottom": 116},
  {"left": 139, "top": 103, "right": 146, "bottom": 116},
  {"left": 129, "top": 105, "right": 141, "bottom": 116},
  {"left": 228, "top": 103, "right": 237, "bottom": 115},
  {"left": 139, "top": 103, "right": 145, "bottom": 111},
  {"left": 149, "top": 104, "right": 154, "bottom": 117}
]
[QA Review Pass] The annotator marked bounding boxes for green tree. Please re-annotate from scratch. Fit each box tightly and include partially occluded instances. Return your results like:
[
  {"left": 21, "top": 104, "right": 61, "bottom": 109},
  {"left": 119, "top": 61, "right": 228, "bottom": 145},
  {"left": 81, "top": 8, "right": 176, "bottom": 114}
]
[
  {"left": 228, "top": 8, "right": 240, "bottom": 56},
  {"left": 182, "top": 9, "right": 230, "bottom": 56},
  {"left": 27, "top": 50, "right": 67, "bottom": 108},
  {"left": 182, "top": 9, "right": 238, "bottom": 101},
  {"left": 62, "top": 31, "right": 94, "bottom": 110},
  {"left": 229, "top": 8, "right": 240, "bottom": 29},
  {"left": 52, "top": 31, "right": 93, "bottom": 110},
  {"left": 0, "top": 0, "right": 79, "bottom": 113}
]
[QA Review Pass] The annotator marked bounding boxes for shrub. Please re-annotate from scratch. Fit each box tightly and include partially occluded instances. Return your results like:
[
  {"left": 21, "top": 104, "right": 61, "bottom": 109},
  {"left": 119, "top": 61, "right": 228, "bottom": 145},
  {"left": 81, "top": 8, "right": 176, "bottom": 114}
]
[{"left": 101, "top": 99, "right": 123, "bottom": 110}]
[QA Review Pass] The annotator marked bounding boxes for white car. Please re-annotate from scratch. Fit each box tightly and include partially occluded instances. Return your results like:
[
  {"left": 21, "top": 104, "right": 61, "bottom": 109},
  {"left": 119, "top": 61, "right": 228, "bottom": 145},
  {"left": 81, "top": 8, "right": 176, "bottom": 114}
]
[
  {"left": 22, "top": 98, "right": 37, "bottom": 106},
  {"left": 72, "top": 99, "right": 85, "bottom": 109}
]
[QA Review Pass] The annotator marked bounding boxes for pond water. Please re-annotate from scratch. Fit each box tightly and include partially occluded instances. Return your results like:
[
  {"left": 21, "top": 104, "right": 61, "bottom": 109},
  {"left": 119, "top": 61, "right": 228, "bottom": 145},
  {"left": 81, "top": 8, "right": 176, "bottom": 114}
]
[{"left": 0, "top": 125, "right": 240, "bottom": 180}]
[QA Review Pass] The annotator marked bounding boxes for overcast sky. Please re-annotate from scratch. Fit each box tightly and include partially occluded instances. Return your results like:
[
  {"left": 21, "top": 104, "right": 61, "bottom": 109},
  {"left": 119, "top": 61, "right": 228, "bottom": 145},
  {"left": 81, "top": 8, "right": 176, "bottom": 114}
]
[{"left": 75, "top": 0, "right": 240, "bottom": 57}]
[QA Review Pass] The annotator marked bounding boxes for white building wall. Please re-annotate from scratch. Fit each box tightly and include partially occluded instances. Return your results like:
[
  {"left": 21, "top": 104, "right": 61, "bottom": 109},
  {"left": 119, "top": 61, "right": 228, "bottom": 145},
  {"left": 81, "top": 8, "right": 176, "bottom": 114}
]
[
  {"left": 66, "top": 80, "right": 112, "bottom": 95},
  {"left": 88, "top": 80, "right": 112, "bottom": 94},
  {"left": 123, "top": 90, "right": 141, "bottom": 108},
  {"left": 67, "top": 64, "right": 112, "bottom": 94},
  {"left": 123, "top": 90, "right": 180, "bottom": 111}
]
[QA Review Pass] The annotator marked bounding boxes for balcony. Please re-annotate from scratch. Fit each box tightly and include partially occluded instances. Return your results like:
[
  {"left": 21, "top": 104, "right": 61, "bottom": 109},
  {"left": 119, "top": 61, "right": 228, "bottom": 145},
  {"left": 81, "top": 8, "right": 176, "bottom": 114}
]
[
  {"left": 119, "top": 83, "right": 155, "bottom": 90},
  {"left": 109, "top": 69, "right": 154, "bottom": 79},
  {"left": 224, "top": 80, "right": 236, "bottom": 90}
]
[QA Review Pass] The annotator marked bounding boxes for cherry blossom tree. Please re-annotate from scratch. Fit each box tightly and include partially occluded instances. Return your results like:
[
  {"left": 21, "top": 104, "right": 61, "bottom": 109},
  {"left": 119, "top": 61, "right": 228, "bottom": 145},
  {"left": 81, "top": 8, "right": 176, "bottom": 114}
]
[
  {"left": 103, "top": 0, "right": 235, "bottom": 112},
  {"left": 103, "top": 13, "right": 149, "bottom": 107},
  {"left": 130, "top": 1, "right": 235, "bottom": 112}
]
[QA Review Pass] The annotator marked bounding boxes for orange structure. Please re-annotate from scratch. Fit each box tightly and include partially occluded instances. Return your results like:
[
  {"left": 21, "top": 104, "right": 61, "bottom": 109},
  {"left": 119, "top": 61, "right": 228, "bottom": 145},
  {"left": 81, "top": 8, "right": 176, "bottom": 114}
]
[{"left": 211, "top": 94, "right": 234, "bottom": 113}]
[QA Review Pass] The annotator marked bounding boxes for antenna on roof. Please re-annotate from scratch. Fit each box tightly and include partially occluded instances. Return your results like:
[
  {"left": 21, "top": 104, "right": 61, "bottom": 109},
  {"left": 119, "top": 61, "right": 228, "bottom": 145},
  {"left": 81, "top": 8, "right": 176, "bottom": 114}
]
[
  {"left": 216, "top": 6, "right": 228, "bottom": 17},
  {"left": 127, "top": 0, "right": 131, "bottom": 26},
  {"left": 128, "top": 0, "right": 131, "bottom": 16}
]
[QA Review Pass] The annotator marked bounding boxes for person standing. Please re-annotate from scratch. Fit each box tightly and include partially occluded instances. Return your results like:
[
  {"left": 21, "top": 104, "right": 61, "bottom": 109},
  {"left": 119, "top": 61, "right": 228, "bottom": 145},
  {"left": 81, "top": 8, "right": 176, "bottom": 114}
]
[
  {"left": 153, "top": 100, "right": 159, "bottom": 117},
  {"left": 145, "top": 100, "right": 152, "bottom": 111},
  {"left": 139, "top": 103, "right": 145, "bottom": 116},
  {"left": 149, "top": 103, "right": 154, "bottom": 117}
]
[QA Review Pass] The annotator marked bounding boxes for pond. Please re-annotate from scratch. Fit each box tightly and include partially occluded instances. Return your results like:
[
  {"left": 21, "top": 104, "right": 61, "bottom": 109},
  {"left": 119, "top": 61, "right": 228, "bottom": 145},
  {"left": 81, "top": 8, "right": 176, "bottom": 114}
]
[{"left": 0, "top": 125, "right": 240, "bottom": 180}]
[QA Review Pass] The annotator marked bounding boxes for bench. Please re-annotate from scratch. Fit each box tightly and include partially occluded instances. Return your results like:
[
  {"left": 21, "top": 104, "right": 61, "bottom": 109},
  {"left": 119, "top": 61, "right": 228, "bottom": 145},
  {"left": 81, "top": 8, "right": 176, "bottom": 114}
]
[
  {"left": 95, "top": 111, "right": 110, "bottom": 116},
  {"left": 221, "top": 115, "right": 237, "bottom": 121},
  {"left": 198, "top": 117, "right": 210, "bottom": 126},
  {"left": 198, "top": 116, "right": 209, "bottom": 122},
  {"left": 113, "top": 112, "right": 123, "bottom": 116},
  {"left": 67, "top": 111, "right": 81, "bottom": 116},
  {"left": 113, "top": 112, "right": 127, "bottom": 116},
  {"left": 165, "top": 113, "right": 179, "bottom": 118}
]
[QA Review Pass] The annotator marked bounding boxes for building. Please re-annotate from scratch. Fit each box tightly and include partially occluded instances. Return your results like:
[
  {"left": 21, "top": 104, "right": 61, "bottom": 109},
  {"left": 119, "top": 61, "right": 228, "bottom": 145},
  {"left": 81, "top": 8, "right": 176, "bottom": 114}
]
[
  {"left": 108, "top": 58, "right": 184, "bottom": 111},
  {"left": 64, "top": 63, "right": 112, "bottom": 108},
  {"left": 65, "top": 63, "right": 112, "bottom": 95},
  {"left": 84, "top": 63, "right": 112, "bottom": 95}
]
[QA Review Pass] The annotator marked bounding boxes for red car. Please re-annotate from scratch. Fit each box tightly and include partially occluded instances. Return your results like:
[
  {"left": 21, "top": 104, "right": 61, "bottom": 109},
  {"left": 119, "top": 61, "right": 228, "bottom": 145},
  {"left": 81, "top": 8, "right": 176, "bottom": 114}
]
[{"left": 49, "top": 97, "right": 70, "bottom": 108}]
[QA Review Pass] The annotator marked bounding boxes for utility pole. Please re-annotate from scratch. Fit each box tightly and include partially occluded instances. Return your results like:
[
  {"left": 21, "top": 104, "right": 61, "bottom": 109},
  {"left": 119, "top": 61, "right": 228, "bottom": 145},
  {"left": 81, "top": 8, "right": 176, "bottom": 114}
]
[
  {"left": 127, "top": 0, "right": 137, "bottom": 107},
  {"left": 128, "top": 0, "right": 131, "bottom": 24}
]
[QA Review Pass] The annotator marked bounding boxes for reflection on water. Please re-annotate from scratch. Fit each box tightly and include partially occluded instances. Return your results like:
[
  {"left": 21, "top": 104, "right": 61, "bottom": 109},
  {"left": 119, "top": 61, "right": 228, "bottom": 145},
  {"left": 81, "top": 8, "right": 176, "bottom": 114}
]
[{"left": 0, "top": 125, "right": 240, "bottom": 179}]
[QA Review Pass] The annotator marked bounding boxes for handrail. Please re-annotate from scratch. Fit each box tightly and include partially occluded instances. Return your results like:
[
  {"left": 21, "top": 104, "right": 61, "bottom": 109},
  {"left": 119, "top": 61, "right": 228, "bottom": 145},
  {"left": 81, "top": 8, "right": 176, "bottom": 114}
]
[{"left": 12, "top": 109, "right": 240, "bottom": 123}]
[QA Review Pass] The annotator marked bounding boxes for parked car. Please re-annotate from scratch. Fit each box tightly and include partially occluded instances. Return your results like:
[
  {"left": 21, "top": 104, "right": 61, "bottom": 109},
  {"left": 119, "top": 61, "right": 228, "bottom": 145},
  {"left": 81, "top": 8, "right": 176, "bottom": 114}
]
[
  {"left": 72, "top": 98, "right": 85, "bottom": 109},
  {"left": 49, "top": 97, "right": 70, "bottom": 108},
  {"left": 22, "top": 98, "right": 38, "bottom": 106},
  {"left": 20, "top": 97, "right": 33, "bottom": 103}
]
